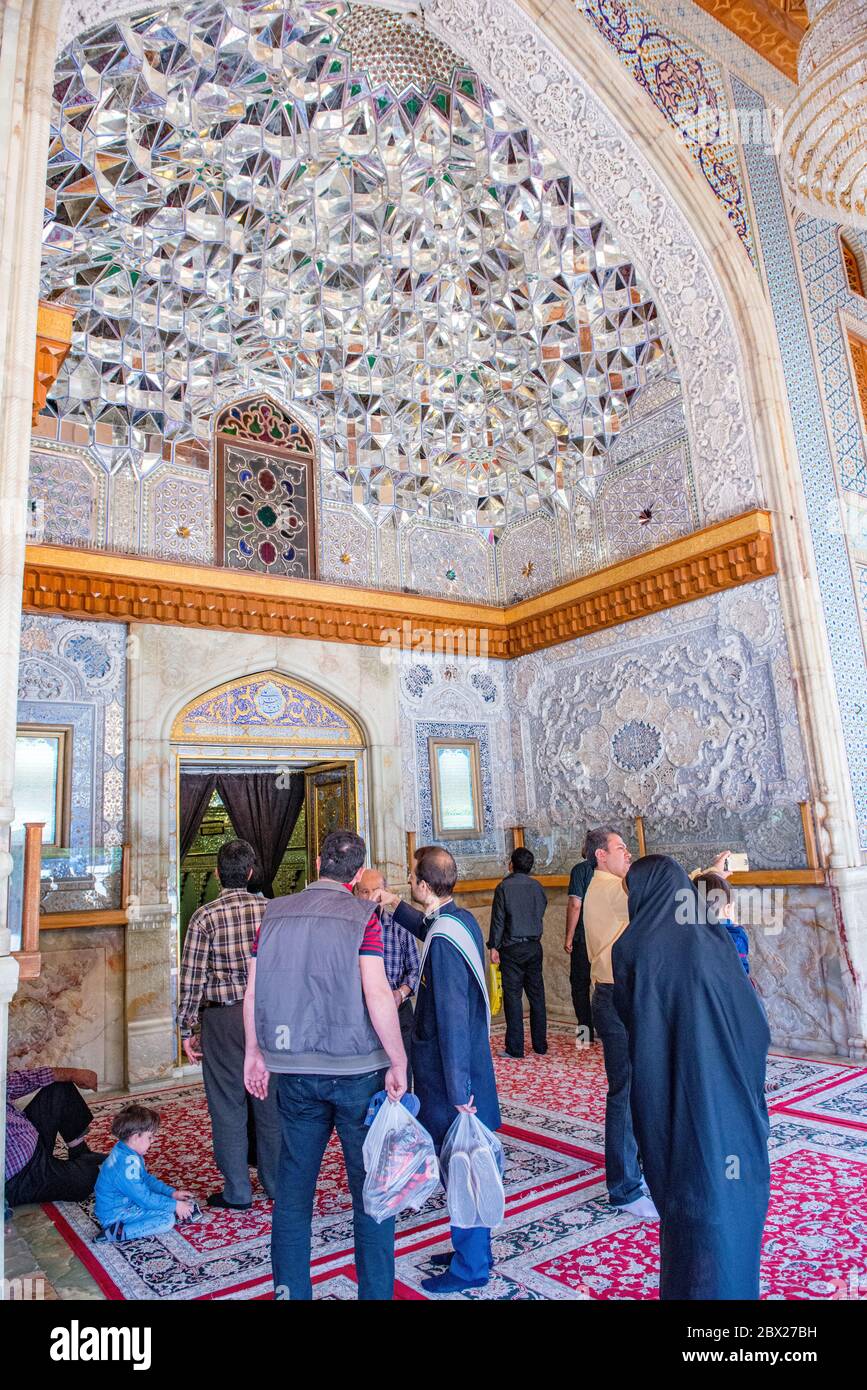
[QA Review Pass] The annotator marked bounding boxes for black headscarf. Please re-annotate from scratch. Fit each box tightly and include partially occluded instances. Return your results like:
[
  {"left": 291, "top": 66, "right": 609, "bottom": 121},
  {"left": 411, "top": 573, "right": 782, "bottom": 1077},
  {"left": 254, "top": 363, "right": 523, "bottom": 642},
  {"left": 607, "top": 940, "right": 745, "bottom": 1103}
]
[{"left": 613, "top": 855, "right": 771, "bottom": 1300}]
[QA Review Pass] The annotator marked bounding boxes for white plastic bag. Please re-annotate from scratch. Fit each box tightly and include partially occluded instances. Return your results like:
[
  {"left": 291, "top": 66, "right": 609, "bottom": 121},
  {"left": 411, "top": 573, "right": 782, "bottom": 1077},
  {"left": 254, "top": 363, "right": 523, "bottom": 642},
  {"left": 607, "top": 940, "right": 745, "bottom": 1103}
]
[
  {"left": 362, "top": 1100, "right": 440, "bottom": 1224},
  {"left": 439, "top": 1112, "right": 506, "bottom": 1229}
]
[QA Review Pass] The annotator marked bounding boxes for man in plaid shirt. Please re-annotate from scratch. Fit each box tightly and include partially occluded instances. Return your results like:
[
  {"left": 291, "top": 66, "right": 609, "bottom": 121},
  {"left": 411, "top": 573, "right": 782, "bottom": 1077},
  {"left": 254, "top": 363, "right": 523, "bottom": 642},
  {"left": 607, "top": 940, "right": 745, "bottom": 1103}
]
[
  {"left": 354, "top": 867, "right": 420, "bottom": 1088},
  {"left": 178, "top": 838, "right": 281, "bottom": 1211}
]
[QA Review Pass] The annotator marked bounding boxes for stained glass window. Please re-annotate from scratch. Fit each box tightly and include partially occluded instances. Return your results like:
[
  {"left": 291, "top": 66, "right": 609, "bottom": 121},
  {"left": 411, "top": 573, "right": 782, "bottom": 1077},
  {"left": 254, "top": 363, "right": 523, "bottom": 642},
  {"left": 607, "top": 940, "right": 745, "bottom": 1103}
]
[{"left": 216, "top": 399, "right": 315, "bottom": 578}]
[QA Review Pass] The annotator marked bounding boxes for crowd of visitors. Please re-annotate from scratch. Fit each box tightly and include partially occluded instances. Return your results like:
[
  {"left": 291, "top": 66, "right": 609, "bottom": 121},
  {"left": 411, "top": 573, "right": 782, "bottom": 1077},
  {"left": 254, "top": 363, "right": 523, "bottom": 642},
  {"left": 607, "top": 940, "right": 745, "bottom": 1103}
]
[{"left": 5, "top": 824, "right": 768, "bottom": 1302}]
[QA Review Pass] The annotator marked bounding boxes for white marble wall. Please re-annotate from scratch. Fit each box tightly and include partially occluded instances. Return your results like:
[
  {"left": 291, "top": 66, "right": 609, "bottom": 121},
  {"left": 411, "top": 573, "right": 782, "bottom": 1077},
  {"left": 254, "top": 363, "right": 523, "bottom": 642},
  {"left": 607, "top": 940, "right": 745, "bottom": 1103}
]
[
  {"left": 8, "top": 925, "right": 125, "bottom": 1090},
  {"left": 125, "top": 623, "right": 407, "bottom": 1085}
]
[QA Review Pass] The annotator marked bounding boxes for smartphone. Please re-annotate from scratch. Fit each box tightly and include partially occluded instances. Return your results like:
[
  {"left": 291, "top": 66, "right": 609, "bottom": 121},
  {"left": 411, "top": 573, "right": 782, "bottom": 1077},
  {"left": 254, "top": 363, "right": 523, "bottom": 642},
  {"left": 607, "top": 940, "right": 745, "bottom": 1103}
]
[{"left": 724, "top": 852, "right": 750, "bottom": 873}]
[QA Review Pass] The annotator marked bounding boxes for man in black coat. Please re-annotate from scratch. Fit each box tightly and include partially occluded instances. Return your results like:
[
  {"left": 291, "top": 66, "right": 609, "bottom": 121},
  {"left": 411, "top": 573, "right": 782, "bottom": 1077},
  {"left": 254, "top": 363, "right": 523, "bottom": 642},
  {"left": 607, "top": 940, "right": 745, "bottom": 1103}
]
[{"left": 488, "top": 847, "right": 548, "bottom": 1059}]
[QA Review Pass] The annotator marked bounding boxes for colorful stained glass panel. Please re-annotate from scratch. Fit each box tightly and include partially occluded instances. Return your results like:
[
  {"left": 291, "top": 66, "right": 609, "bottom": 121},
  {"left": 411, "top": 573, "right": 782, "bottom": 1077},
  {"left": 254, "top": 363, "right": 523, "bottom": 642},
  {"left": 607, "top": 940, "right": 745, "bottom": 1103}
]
[{"left": 222, "top": 444, "right": 312, "bottom": 578}]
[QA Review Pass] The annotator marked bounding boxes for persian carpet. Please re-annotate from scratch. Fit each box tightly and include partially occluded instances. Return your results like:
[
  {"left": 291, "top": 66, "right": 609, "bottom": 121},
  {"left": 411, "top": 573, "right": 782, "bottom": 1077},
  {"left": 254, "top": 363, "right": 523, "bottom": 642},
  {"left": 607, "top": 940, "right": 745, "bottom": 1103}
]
[{"left": 42, "top": 1025, "right": 867, "bottom": 1300}]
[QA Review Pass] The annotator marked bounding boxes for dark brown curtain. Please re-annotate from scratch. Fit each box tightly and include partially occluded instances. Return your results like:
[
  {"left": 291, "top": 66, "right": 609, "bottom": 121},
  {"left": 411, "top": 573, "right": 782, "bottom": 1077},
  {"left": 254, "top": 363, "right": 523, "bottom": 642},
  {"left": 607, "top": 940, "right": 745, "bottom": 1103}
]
[
  {"left": 216, "top": 770, "right": 305, "bottom": 897},
  {"left": 179, "top": 771, "right": 217, "bottom": 861}
]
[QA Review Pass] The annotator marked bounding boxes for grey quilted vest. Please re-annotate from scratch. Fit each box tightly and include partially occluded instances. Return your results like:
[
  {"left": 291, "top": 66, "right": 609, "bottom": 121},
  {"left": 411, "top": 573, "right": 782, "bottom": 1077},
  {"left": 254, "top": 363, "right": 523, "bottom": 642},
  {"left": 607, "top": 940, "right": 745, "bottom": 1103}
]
[{"left": 253, "top": 877, "right": 388, "bottom": 1075}]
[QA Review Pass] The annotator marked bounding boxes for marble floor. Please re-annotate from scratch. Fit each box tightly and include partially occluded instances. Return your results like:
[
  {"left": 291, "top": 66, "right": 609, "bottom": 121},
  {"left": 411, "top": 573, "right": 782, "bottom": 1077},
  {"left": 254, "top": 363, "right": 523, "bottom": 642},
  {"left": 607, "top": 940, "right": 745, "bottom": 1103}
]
[{"left": 5, "top": 1202, "right": 102, "bottom": 1300}]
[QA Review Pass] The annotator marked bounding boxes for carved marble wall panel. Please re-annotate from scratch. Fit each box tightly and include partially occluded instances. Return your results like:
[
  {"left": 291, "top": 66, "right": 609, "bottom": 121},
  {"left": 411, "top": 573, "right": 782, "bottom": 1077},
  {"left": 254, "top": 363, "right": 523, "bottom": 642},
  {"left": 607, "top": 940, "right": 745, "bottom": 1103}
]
[
  {"left": 752, "top": 888, "right": 852, "bottom": 1056},
  {"left": 508, "top": 576, "right": 809, "bottom": 874},
  {"left": 8, "top": 927, "right": 125, "bottom": 1089},
  {"left": 27, "top": 445, "right": 105, "bottom": 546},
  {"left": 497, "top": 514, "right": 560, "bottom": 602},
  {"left": 319, "top": 506, "right": 376, "bottom": 588},
  {"left": 142, "top": 464, "right": 213, "bottom": 565},
  {"left": 17, "top": 614, "right": 127, "bottom": 847}
]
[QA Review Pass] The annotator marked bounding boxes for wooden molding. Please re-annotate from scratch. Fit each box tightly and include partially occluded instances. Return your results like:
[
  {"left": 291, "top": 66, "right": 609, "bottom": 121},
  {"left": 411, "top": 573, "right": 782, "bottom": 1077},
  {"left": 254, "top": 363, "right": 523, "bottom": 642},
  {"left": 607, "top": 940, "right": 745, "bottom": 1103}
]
[
  {"left": 33, "top": 302, "right": 74, "bottom": 427},
  {"left": 455, "top": 868, "right": 825, "bottom": 894},
  {"left": 22, "top": 510, "right": 776, "bottom": 658},
  {"left": 504, "top": 510, "right": 775, "bottom": 655},
  {"left": 40, "top": 909, "right": 128, "bottom": 930},
  {"left": 14, "top": 951, "right": 43, "bottom": 979}
]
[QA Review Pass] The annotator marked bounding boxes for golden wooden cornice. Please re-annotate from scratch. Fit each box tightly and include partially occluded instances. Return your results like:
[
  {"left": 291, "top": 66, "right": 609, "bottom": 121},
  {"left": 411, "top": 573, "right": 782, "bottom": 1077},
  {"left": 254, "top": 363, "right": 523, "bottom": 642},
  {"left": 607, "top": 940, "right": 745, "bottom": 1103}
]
[
  {"left": 22, "top": 509, "right": 776, "bottom": 658},
  {"left": 690, "top": 0, "right": 806, "bottom": 80},
  {"left": 33, "top": 301, "right": 74, "bottom": 427},
  {"left": 505, "top": 510, "right": 775, "bottom": 655}
]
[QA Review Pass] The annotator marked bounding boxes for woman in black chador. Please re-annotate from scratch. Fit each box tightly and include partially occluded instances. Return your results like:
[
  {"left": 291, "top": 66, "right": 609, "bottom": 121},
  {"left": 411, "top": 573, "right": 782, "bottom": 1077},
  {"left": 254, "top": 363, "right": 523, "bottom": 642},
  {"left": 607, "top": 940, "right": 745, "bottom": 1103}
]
[{"left": 613, "top": 855, "right": 771, "bottom": 1300}]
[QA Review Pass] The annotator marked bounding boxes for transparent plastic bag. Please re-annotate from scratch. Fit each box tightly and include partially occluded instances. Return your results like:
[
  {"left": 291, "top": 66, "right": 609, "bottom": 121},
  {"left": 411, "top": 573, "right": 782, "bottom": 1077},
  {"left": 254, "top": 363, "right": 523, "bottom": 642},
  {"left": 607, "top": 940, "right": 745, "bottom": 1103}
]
[
  {"left": 439, "top": 1111, "right": 506, "bottom": 1229},
  {"left": 362, "top": 1099, "right": 440, "bottom": 1224}
]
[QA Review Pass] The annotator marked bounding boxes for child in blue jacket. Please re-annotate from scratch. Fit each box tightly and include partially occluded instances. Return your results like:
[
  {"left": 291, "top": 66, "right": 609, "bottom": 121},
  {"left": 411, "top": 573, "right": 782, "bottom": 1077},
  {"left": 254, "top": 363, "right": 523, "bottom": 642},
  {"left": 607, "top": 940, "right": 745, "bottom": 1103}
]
[
  {"left": 95, "top": 1104, "right": 197, "bottom": 1241},
  {"left": 694, "top": 872, "right": 751, "bottom": 976}
]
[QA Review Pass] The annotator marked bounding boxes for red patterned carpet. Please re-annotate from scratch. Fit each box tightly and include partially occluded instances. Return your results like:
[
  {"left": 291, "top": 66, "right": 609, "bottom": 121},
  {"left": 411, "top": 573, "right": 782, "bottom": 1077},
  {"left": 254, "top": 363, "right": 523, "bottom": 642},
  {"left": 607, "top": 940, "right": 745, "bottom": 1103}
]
[{"left": 43, "top": 1025, "right": 867, "bottom": 1301}]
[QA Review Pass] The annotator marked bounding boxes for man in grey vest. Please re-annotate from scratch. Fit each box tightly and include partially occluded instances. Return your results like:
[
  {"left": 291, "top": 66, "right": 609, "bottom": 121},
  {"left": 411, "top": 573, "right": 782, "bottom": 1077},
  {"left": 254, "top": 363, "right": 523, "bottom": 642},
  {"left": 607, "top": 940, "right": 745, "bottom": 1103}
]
[{"left": 243, "top": 829, "right": 407, "bottom": 1301}]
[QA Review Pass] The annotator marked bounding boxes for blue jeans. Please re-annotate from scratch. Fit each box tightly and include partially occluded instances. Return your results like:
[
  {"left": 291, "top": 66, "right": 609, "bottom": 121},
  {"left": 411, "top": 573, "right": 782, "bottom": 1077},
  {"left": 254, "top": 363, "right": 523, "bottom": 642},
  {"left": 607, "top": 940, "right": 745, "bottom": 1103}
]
[
  {"left": 591, "top": 984, "right": 644, "bottom": 1207},
  {"left": 110, "top": 1208, "right": 176, "bottom": 1241},
  {"left": 272, "top": 1069, "right": 395, "bottom": 1301},
  {"left": 450, "top": 1225, "right": 492, "bottom": 1282}
]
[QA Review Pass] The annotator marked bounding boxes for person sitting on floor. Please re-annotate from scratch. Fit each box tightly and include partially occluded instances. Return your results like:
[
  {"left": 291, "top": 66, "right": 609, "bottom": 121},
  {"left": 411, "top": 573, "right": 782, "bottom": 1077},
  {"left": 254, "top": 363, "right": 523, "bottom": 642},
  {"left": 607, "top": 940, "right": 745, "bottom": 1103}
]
[
  {"left": 95, "top": 1104, "right": 197, "bottom": 1241},
  {"left": 5, "top": 1065, "right": 104, "bottom": 1207}
]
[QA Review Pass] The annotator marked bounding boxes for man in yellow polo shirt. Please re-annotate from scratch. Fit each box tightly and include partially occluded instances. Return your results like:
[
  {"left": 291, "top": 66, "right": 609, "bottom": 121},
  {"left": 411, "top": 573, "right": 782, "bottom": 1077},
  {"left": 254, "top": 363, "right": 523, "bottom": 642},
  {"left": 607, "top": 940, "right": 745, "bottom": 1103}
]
[{"left": 582, "top": 826, "right": 658, "bottom": 1221}]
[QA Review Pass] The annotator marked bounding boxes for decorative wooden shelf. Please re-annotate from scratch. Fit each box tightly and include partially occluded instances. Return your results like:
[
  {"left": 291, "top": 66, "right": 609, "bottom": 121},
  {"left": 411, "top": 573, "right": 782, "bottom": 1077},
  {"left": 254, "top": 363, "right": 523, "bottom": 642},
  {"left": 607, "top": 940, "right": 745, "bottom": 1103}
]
[
  {"left": 453, "top": 869, "right": 825, "bottom": 896},
  {"left": 23, "top": 509, "right": 776, "bottom": 658},
  {"left": 39, "top": 908, "right": 128, "bottom": 929}
]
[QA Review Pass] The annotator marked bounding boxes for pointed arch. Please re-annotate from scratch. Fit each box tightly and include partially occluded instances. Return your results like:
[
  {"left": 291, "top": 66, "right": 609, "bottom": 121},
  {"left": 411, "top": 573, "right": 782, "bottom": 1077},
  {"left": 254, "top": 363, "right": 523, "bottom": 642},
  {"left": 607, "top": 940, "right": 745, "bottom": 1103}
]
[{"left": 170, "top": 669, "right": 364, "bottom": 748}]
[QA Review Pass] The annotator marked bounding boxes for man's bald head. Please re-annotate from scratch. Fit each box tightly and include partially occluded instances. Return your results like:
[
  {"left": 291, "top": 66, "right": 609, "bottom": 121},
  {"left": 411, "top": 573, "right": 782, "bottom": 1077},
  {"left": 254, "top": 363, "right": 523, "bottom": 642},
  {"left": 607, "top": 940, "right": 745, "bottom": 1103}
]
[
  {"left": 355, "top": 867, "right": 385, "bottom": 902},
  {"left": 414, "top": 845, "right": 457, "bottom": 898}
]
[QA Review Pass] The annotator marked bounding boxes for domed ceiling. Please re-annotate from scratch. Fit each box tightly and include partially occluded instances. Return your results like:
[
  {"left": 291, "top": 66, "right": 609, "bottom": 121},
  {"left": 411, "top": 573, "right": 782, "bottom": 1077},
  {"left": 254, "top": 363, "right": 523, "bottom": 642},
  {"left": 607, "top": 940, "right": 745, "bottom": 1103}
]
[{"left": 41, "top": 0, "right": 677, "bottom": 536}]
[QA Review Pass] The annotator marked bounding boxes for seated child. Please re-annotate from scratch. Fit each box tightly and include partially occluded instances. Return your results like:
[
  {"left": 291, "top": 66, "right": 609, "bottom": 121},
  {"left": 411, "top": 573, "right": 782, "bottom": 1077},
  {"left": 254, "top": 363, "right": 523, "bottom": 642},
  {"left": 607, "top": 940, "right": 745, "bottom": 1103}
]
[
  {"left": 94, "top": 1103, "right": 197, "bottom": 1241},
  {"left": 693, "top": 871, "right": 751, "bottom": 976}
]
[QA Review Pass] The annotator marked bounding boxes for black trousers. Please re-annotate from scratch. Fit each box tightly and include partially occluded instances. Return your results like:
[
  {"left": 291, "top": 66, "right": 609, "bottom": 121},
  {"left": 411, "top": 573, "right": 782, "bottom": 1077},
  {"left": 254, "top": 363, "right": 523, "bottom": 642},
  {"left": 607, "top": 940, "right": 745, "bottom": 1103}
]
[
  {"left": 569, "top": 925, "right": 595, "bottom": 1041},
  {"left": 398, "top": 997, "right": 414, "bottom": 1091},
  {"left": 500, "top": 940, "right": 547, "bottom": 1056},
  {"left": 201, "top": 1001, "right": 282, "bottom": 1205},
  {"left": 6, "top": 1081, "right": 100, "bottom": 1206}
]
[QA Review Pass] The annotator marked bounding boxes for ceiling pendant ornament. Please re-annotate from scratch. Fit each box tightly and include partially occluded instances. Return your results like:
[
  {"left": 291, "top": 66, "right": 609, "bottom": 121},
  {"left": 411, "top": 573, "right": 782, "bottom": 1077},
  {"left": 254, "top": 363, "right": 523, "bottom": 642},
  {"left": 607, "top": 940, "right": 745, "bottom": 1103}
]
[{"left": 779, "top": 0, "right": 867, "bottom": 229}]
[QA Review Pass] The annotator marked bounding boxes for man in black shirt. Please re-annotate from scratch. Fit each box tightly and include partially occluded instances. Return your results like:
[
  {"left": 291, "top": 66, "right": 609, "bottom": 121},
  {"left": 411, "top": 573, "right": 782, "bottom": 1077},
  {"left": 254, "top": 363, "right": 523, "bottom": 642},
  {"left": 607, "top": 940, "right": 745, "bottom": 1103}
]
[{"left": 488, "top": 848, "right": 548, "bottom": 1059}]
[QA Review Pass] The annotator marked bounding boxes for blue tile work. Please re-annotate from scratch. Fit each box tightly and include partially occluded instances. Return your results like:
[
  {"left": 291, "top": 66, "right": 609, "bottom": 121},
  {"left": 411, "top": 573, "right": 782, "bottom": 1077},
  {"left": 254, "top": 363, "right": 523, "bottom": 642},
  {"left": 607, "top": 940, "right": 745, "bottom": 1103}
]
[
  {"left": 576, "top": 0, "right": 757, "bottom": 265},
  {"left": 733, "top": 77, "right": 867, "bottom": 846},
  {"left": 793, "top": 219, "right": 867, "bottom": 498},
  {"left": 16, "top": 702, "right": 96, "bottom": 849},
  {"left": 17, "top": 614, "right": 127, "bottom": 847},
  {"left": 413, "top": 719, "right": 497, "bottom": 858}
]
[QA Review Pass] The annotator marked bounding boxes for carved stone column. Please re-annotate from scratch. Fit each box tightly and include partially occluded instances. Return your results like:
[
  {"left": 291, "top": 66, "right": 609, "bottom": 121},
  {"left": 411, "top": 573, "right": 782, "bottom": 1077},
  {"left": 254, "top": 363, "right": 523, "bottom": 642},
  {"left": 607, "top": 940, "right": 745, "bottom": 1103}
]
[
  {"left": 0, "top": 1, "right": 61, "bottom": 950},
  {"left": 125, "top": 906, "right": 177, "bottom": 1089},
  {"left": 0, "top": 0, "right": 62, "bottom": 1292}
]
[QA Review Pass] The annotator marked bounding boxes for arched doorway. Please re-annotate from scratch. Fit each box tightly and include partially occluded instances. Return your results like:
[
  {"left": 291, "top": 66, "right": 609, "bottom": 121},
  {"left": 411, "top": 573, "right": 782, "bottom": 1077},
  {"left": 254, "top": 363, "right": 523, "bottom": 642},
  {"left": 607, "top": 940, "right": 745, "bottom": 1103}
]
[{"left": 170, "top": 669, "right": 367, "bottom": 942}]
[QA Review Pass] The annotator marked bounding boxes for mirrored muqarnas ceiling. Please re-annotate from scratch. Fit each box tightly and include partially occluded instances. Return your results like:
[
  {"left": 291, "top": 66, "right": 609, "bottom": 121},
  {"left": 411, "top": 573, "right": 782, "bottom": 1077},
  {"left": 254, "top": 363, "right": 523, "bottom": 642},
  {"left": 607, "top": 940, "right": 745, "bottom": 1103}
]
[{"left": 42, "top": 1, "right": 675, "bottom": 532}]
